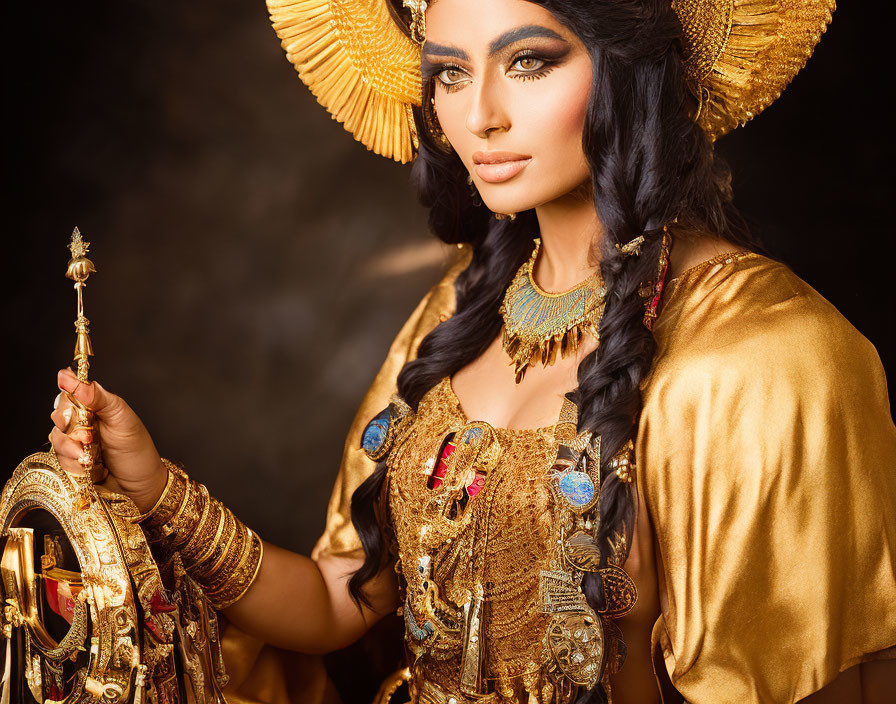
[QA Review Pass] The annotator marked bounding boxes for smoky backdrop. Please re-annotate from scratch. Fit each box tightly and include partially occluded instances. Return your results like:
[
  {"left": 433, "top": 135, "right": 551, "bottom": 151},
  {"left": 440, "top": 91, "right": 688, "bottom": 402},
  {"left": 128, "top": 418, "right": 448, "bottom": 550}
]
[{"left": 4, "top": 0, "right": 893, "bottom": 571}]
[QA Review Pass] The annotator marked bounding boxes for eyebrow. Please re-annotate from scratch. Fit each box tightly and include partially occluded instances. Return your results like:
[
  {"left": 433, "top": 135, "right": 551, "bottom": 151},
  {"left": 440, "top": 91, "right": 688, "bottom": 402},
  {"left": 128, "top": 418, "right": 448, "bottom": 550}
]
[{"left": 423, "top": 24, "right": 567, "bottom": 61}]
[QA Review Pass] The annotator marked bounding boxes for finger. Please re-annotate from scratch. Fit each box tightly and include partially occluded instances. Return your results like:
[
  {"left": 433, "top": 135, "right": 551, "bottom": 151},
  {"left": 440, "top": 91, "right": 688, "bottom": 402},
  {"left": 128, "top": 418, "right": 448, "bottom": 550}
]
[
  {"left": 50, "top": 393, "right": 74, "bottom": 430},
  {"left": 49, "top": 427, "right": 87, "bottom": 474},
  {"left": 57, "top": 371, "right": 123, "bottom": 418},
  {"left": 68, "top": 427, "right": 95, "bottom": 445},
  {"left": 51, "top": 405, "right": 95, "bottom": 445}
]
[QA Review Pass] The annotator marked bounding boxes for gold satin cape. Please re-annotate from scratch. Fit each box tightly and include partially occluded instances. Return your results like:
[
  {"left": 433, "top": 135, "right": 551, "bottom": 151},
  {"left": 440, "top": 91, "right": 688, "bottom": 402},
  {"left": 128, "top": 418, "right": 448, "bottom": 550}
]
[{"left": 220, "top": 246, "right": 896, "bottom": 703}]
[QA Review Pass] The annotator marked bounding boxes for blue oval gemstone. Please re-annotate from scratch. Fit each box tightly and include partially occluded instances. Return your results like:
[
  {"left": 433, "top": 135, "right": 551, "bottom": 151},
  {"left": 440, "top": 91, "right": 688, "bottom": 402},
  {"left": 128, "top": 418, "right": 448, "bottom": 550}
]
[
  {"left": 558, "top": 471, "right": 595, "bottom": 508},
  {"left": 361, "top": 408, "right": 391, "bottom": 456},
  {"left": 461, "top": 426, "right": 484, "bottom": 444}
]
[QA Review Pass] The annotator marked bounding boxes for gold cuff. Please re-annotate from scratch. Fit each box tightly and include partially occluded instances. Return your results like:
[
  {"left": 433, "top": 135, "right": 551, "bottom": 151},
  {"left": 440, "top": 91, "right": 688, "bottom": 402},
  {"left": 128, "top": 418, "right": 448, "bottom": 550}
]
[{"left": 139, "top": 459, "right": 263, "bottom": 610}]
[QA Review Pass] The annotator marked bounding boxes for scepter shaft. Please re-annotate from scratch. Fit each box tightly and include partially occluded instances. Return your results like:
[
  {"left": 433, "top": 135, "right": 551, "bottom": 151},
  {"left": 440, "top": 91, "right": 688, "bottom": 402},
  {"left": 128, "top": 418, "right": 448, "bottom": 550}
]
[{"left": 65, "top": 227, "right": 97, "bottom": 469}]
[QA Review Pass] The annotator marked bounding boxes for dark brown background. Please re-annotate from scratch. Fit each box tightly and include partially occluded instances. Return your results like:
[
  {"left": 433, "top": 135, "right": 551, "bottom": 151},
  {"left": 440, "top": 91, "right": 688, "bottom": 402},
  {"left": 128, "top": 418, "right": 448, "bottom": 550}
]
[{"left": 4, "top": 1, "right": 893, "bottom": 565}]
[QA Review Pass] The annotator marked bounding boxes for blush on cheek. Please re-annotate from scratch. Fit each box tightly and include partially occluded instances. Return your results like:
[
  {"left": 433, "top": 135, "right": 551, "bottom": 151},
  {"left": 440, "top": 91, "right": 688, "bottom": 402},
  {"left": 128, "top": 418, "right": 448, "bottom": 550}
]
[
  {"left": 515, "top": 64, "right": 590, "bottom": 159},
  {"left": 521, "top": 74, "right": 592, "bottom": 194},
  {"left": 548, "top": 80, "right": 590, "bottom": 148}
]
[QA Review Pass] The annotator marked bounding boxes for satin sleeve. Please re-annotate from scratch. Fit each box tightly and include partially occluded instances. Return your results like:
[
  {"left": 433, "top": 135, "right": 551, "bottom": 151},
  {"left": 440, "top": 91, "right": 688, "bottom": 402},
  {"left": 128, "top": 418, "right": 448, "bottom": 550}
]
[
  {"left": 638, "top": 253, "right": 896, "bottom": 703},
  {"left": 310, "top": 244, "right": 470, "bottom": 561}
]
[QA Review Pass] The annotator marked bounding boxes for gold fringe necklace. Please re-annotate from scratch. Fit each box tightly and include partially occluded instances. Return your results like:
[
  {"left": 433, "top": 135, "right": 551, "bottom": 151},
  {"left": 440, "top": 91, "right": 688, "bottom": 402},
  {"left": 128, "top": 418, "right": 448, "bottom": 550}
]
[{"left": 499, "top": 238, "right": 607, "bottom": 383}]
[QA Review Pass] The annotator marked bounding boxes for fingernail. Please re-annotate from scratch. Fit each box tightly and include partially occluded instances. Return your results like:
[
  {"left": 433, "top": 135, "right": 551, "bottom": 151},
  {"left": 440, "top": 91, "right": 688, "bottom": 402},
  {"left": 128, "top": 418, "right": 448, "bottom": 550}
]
[
  {"left": 63, "top": 408, "right": 72, "bottom": 424},
  {"left": 53, "top": 392, "right": 62, "bottom": 410}
]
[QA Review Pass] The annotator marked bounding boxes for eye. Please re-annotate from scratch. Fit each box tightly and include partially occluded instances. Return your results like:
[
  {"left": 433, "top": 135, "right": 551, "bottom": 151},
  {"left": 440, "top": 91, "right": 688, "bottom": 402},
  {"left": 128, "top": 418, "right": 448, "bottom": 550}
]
[
  {"left": 511, "top": 55, "right": 546, "bottom": 72},
  {"left": 435, "top": 65, "right": 469, "bottom": 89},
  {"left": 507, "top": 52, "right": 555, "bottom": 81}
]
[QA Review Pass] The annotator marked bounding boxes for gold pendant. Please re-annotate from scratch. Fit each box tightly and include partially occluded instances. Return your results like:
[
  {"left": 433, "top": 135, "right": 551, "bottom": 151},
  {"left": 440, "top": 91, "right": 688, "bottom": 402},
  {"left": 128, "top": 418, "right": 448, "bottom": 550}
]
[
  {"left": 544, "top": 610, "right": 605, "bottom": 689},
  {"left": 499, "top": 238, "right": 606, "bottom": 383},
  {"left": 459, "top": 582, "right": 485, "bottom": 695}
]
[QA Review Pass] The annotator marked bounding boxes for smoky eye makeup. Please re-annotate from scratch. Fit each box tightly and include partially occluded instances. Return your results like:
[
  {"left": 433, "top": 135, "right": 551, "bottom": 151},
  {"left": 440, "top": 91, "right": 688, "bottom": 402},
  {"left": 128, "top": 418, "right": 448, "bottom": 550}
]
[
  {"left": 422, "top": 42, "right": 571, "bottom": 87},
  {"left": 421, "top": 57, "right": 447, "bottom": 82}
]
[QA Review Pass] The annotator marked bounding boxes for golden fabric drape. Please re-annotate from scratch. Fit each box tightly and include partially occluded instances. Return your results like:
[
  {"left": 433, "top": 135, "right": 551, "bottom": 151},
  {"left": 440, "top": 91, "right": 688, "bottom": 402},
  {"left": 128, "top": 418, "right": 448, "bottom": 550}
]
[
  {"left": 218, "top": 247, "right": 896, "bottom": 703},
  {"left": 639, "top": 252, "right": 896, "bottom": 702}
]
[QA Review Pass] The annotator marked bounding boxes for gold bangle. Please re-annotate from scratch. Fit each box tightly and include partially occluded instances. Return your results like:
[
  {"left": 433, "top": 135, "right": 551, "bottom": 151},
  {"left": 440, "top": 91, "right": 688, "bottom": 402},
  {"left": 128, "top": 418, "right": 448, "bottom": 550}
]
[
  {"left": 177, "top": 484, "right": 213, "bottom": 554},
  {"left": 133, "top": 464, "right": 174, "bottom": 523},
  {"left": 201, "top": 523, "right": 255, "bottom": 597},
  {"left": 200, "top": 527, "right": 248, "bottom": 594},
  {"left": 141, "top": 462, "right": 190, "bottom": 542},
  {"left": 183, "top": 501, "right": 226, "bottom": 567},
  {"left": 165, "top": 480, "right": 203, "bottom": 547},
  {"left": 137, "top": 459, "right": 264, "bottom": 611},
  {"left": 191, "top": 508, "right": 237, "bottom": 579},
  {"left": 204, "top": 532, "right": 264, "bottom": 610}
]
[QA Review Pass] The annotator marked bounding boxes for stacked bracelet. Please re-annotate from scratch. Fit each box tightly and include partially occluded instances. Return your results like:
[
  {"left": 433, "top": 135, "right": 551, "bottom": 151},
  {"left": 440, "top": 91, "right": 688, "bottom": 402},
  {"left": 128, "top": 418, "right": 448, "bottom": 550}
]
[{"left": 137, "top": 459, "right": 263, "bottom": 610}]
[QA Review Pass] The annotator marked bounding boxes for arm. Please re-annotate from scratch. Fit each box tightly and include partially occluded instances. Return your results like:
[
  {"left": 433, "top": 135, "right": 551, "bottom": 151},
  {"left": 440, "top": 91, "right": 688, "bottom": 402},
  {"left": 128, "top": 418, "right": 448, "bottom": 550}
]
[
  {"left": 221, "top": 545, "right": 398, "bottom": 654},
  {"left": 50, "top": 369, "right": 398, "bottom": 655}
]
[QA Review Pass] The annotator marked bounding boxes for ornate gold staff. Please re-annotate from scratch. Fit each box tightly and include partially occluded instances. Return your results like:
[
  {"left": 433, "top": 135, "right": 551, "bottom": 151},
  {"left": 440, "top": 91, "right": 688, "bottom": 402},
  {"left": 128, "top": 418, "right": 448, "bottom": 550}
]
[
  {"left": 0, "top": 228, "right": 229, "bottom": 704},
  {"left": 63, "top": 226, "right": 101, "bottom": 476}
]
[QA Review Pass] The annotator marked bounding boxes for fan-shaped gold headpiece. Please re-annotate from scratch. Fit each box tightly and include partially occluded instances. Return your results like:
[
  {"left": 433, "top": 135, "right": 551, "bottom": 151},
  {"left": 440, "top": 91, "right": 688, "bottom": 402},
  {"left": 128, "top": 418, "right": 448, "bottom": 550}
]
[{"left": 266, "top": 0, "right": 836, "bottom": 163}]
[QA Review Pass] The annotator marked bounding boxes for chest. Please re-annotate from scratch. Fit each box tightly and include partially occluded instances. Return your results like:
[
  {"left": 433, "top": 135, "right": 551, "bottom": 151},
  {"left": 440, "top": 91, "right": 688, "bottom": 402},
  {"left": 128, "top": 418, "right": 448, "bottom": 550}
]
[{"left": 449, "top": 334, "right": 595, "bottom": 431}]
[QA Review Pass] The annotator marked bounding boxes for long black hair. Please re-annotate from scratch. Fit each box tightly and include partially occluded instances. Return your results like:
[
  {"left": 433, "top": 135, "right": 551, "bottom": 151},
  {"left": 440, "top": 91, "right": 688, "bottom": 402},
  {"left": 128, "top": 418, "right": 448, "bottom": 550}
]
[{"left": 349, "top": 0, "right": 760, "bottom": 697}]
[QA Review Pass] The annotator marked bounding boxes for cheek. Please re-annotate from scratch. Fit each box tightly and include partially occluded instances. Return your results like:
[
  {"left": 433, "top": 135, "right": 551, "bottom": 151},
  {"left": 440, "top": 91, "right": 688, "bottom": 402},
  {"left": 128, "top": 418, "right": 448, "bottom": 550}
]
[
  {"left": 521, "top": 71, "right": 590, "bottom": 168},
  {"left": 436, "top": 92, "right": 471, "bottom": 151}
]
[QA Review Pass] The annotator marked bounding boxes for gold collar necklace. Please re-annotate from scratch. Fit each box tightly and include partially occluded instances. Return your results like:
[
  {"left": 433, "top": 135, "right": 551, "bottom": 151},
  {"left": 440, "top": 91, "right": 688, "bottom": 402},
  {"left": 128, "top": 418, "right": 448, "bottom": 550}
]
[{"left": 499, "top": 238, "right": 606, "bottom": 383}]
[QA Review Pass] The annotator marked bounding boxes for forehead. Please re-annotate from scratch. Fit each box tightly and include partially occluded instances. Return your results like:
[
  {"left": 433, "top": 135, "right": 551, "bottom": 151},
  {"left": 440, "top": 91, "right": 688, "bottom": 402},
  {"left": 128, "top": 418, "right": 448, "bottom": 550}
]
[{"left": 424, "top": 0, "right": 574, "bottom": 46}]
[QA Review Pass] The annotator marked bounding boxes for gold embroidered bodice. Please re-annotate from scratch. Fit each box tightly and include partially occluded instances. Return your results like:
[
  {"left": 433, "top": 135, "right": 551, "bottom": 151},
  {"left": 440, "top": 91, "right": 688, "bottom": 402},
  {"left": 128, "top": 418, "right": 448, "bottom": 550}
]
[{"left": 386, "top": 377, "right": 590, "bottom": 703}]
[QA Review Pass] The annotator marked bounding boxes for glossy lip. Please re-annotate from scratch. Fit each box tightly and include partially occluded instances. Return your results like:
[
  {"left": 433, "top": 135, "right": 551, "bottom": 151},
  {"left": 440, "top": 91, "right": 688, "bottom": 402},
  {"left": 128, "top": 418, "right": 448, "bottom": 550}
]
[{"left": 472, "top": 151, "right": 532, "bottom": 184}]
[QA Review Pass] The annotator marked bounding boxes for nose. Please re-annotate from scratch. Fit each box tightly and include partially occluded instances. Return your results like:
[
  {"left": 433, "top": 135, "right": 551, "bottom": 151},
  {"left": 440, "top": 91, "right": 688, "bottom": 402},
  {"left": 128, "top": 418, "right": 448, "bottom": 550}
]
[{"left": 465, "top": 73, "right": 510, "bottom": 139}]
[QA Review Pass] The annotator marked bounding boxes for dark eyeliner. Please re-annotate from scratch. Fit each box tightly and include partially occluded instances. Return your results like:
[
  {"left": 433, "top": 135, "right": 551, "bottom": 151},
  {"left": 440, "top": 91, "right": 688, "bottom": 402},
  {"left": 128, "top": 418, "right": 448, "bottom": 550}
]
[{"left": 507, "top": 51, "right": 557, "bottom": 79}]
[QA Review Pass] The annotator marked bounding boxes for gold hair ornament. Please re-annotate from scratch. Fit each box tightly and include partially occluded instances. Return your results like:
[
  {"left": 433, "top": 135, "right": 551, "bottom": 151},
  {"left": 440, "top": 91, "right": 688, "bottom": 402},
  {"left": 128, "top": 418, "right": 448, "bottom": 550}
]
[
  {"left": 267, "top": 0, "right": 836, "bottom": 162},
  {"left": 615, "top": 235, "right": 645, "bottom": 257},
  {"left": 672, "top": 0, "right": 836, "bottom": 141},
  {"left": 610, "top": 439, "right": 635, "bottom": 483},
  {"left": 403, "top": 0, "right": 427, "bottom": 45}
]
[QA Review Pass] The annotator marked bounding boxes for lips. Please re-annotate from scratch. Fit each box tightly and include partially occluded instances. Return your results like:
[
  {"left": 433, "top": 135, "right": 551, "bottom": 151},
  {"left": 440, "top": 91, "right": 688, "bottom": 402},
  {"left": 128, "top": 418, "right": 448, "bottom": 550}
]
[{"left": 472, "top": 151, "right": 532, "bottom": 184}]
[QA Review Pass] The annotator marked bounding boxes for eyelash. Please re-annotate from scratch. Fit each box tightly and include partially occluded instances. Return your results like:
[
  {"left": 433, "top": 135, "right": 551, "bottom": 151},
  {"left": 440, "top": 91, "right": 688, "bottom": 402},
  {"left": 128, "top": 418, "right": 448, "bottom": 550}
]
[{"left": 433, "top": 53, "right": 556, "bottom": 93}]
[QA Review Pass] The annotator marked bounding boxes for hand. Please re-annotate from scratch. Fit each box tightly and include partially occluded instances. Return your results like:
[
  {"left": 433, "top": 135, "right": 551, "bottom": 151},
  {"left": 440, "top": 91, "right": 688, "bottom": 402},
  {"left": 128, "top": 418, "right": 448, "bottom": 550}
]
[{"left": 50, "top": 368, "right": 168, "bottom": 512}]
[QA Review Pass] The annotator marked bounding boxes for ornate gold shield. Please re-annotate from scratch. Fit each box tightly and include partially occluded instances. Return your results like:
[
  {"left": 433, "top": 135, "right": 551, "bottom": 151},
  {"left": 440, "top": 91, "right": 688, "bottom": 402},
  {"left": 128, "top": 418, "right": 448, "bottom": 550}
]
[{"left": 0, "top": 451, "right": 229, "bottom": 703}]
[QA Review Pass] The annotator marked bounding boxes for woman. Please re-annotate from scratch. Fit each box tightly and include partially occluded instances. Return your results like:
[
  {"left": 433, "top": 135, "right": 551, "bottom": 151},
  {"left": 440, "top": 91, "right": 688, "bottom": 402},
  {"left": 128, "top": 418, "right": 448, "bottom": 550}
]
[{"left": 49, "top": 0, "right": 895, "bottom": 701}]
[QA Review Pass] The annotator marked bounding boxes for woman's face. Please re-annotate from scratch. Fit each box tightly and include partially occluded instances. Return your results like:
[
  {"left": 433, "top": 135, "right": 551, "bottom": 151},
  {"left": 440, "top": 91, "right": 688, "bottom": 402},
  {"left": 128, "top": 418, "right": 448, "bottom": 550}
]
[{"left": 423, "top": 0, "right": 593, "bottom": 215}]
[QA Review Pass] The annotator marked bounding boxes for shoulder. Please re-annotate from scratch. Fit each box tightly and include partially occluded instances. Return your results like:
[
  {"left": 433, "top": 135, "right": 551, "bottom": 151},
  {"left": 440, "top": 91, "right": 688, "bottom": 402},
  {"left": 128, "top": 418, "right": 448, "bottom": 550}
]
[
  {"left": 637, "top": 250, "right": 896, "bottom": 703},
  {"left": 640, "top": 251, "right": 895, "bottom": 485},
  {"left": 646, "top": 252, "right": 887, "bottom": 407}
]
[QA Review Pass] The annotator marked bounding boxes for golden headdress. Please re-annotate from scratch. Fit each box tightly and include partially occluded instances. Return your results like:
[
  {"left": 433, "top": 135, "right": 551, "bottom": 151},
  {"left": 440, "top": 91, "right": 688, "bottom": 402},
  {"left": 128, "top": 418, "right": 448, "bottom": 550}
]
[{"left": 266, "top": 0, "right": 836, "bottom": 163}]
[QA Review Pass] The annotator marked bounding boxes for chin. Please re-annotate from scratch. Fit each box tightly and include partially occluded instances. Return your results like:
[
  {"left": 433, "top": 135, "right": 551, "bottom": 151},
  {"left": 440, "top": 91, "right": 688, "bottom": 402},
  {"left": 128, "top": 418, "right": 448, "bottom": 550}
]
[
  {"left": 479, "top": 189, "right": 540, "bottom": 216},
  {"left": 478, "top": 176, "right": 579, "bottom": 214}
]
